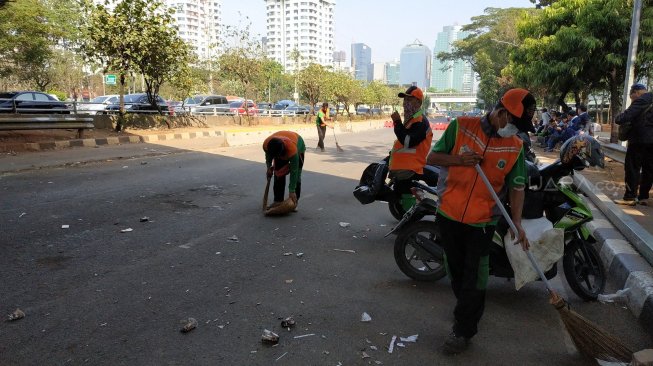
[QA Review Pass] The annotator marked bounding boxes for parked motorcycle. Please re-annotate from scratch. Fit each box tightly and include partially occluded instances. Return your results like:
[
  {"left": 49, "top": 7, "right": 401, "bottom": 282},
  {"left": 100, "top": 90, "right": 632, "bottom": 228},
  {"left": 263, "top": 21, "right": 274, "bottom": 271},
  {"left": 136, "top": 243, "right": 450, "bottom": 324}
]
[
  {"left": 389, "top": 136, "right": 606, "bottom": 301},
  {"left": 353, "top": 156, "right": 440, "bottom": 220}
]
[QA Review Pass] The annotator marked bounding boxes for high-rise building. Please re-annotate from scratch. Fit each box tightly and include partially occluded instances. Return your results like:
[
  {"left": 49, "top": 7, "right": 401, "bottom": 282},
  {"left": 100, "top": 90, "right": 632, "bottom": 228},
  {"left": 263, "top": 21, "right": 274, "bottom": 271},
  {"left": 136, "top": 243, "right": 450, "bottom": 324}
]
[
  {"left": 385, "top": 61, "right": 400, "bottom": 85},
  {"left": 431, "top": 25, "right": 476, "bottom": 93},
  {"left": 372, "top": 62, "right": 386, "bottom": 83},
  {"left": 265, "top": 0, "right": 336, "bottom": 73},
  {"left": 166, "top": 0, "right": 223, "bottom": 60},
  {"left": 351, "top": 43, "right": 372, "bottom": 82},
  {"left": 399, "top": 40, "right": 431, "bottom": 88},
  {"left": 333, "top": 50, "right": 347, "bottom": 71}
]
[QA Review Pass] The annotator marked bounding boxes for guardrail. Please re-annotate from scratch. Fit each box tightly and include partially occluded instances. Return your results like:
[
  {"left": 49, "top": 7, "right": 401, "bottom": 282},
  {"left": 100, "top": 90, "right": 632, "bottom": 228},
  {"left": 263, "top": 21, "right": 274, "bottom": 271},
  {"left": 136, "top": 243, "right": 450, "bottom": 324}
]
[{"left": 597, "top": 140, "right": 626, "bottom": 163}]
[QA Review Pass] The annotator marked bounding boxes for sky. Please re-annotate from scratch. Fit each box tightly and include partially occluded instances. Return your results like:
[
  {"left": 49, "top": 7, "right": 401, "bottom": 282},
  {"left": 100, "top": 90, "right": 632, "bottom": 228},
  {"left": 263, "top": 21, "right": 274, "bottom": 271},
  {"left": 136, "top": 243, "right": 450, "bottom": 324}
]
[{"left": 222, "top": 0, "right": 535, "bottom": 63}]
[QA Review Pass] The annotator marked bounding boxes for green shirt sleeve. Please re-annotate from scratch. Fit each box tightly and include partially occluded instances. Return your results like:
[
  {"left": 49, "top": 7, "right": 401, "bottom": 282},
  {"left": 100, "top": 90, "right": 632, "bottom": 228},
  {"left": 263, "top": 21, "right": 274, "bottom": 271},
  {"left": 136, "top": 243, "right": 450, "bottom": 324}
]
[
  {"left": 431, "top": 118, "right": 458, "bottom": 154},
  {"left": 288, "top": 153, "right": 300, "bottom": 192},
  {"left": 506, "top": 147, "right": 527, "bottom": 189},
  {"left": 316, "top": 110, "right": 325, "bottom": 126}
]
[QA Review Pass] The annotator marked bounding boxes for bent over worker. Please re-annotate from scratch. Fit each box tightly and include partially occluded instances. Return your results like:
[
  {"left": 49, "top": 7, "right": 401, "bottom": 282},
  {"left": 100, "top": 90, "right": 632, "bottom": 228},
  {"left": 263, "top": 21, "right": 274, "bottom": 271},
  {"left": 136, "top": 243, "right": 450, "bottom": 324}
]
[
  {"left": 263, "top": 131, "right": 306, "bottom": 207},
  {"left": 388, "top": 86, "right": 433, "bottom": 211},
  {"left": 427, "top": 88, "right": 534, "bottom": 355}
]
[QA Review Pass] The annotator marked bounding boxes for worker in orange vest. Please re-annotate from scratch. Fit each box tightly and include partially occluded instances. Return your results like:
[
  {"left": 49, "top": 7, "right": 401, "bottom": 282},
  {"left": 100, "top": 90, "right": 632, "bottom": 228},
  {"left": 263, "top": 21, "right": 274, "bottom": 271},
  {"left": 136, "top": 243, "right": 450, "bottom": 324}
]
[
  {"left": 427, "top": 88, "right": 535, "bottom": 354},
  {"left": 263, "top": 131, "right": 306, "bottom": 207}
]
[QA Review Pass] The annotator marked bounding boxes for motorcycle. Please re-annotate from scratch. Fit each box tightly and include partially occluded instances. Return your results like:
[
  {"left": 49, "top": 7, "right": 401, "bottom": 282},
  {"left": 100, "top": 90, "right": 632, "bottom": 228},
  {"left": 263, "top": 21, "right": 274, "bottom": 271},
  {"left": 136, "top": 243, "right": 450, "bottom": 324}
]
[
  {"left": 353, "top": 156, "right": 440, "bottom": 220},
  {"left": 389, "top": 150, "right": 606, "bottom": 301}
]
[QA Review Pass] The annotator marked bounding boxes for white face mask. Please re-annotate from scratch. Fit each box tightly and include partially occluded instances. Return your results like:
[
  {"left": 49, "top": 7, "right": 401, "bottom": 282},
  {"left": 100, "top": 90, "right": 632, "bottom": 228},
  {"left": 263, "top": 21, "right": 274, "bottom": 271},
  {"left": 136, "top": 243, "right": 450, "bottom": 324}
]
[{"left": 497, "top": 122, "right": 519, "bottom": 137}]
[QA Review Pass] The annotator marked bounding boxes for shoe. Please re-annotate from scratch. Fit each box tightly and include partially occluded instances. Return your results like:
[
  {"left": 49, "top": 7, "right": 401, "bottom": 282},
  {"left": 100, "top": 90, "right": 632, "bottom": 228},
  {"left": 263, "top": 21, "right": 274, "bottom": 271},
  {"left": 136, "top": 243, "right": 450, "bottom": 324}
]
[
  {"left": 638, "top": 198, "right": 650, "bottom": 206},
  {"left": 442, "top": 333, "right": 470, "bottom": 355},
  {"left": 614, "top": 198, "right": 637, "bottom": 206}
]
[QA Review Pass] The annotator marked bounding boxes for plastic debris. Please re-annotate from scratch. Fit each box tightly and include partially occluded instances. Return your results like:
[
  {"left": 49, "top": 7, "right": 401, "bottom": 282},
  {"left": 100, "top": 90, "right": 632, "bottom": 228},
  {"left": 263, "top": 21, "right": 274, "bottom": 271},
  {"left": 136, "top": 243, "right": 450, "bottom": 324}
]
[
  {"left": 361, "top": 312, "right": 372, "bottom": 322},
  {"left": 19, "top": 212, "right": 26, "bottom": 218},
  {"left": 388, "top": 335, "right": 397, "bottom": 353},
  {"left": 275, "top": 352, "right": 288, "bottom": 361},
  {"left": 338, "top": 222, "right": 351, "bottom": 228},
  {"left": 296, "top": 252, "right": 304, "bottom": 258},
  {"left": 61, "top": 225, "right": 69, "bottom": 229},
  {"left": 333, "top": 249, "right": 356, "bottom": 254},
  {"left": 293, "top": 333, "right": 315, "bottom": 339},
  {"left": 362, "top": 351, "right": 371, "bottom": 359},
  {"left": 227, "top": 235, "right": 239, "bottom": 242},
  {"left": 285, "top": 279, "right": 294, "bottom": 284},
  {"left": 261, "top": 329, "right": 280, "bottom": 344},
  {"left": 597, "top": 288, "right": 630, "bottom": 303},
  {"left": 396, "top": 342, "right": 405, "bottom": 347},
  {"left": 283, "top": 252, "right": 293, "bottom": 256},
  {"left": 370, "top": 345, "right": 378, "bottom": 351},
  {"left": 281, "top": 317, "right": 295, "bottom": 328},
  {"left": 7, "top": 309, "right": 25, "bottom": 321},
  {"left": 120, "top": 228, "right": 133, "bottom": 233},
  {"left": 180, "top": 318, "right": 197, "bottom": 333},
  {"left": 400, "top": 334, "right": 418, "bottom": 343},
  {"left": 140, "top": 217, "right": 150, "bottom": 222}
]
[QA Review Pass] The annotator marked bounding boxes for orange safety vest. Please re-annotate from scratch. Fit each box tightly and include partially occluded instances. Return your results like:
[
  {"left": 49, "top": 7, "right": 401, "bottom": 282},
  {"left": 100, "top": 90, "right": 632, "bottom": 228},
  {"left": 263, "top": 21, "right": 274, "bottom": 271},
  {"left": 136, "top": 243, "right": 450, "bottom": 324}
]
[
  {"left": 389, "top": 116, "right": 433, "bottom": 174},
  {"left": 263, "top": 131, "right": 299, "bottom": 160},
  {"left": 438, "top": 117, "right": 523, "bottom": 224}
]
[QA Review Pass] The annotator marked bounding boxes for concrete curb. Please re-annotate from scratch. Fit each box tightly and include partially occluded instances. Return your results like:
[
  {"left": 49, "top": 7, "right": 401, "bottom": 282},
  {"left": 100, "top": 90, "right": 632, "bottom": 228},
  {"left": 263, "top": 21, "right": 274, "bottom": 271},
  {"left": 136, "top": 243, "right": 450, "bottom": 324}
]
[{"left": 576, "top": 173, "right": 653, "bottom": 335}]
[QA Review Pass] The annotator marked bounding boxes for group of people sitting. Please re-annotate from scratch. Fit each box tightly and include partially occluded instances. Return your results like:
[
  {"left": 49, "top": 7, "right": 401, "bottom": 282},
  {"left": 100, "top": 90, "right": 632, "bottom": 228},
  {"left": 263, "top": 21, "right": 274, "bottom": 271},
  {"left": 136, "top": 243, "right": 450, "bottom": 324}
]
[{"left": 535, "top": 105, "right": 592, "bottom": 152}]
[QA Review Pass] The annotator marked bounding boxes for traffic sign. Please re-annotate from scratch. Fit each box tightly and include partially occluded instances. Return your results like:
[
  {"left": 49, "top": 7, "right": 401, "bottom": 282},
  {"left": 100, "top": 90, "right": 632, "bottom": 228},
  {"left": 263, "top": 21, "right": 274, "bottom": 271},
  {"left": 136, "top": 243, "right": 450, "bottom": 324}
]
[{"left": 105, "top": 74, "right": 117, "bottom": 85}]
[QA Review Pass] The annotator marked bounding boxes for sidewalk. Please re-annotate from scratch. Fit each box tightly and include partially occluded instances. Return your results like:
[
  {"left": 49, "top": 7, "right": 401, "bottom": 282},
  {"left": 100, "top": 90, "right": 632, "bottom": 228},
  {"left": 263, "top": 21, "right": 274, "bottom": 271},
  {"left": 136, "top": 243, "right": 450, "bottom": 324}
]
[{"left": 535, "top": 144, "right": 653, "bottom": 335}]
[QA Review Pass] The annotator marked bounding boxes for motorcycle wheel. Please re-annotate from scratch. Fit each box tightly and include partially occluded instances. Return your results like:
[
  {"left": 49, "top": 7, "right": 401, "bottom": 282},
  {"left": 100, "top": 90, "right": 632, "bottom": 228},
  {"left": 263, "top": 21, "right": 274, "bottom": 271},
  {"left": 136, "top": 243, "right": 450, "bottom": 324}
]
[
  {"left": 388, "top": 196, "right": 405, "bottom": 221},
  {"left": 393, "top": 221, "right": 446, "bottom": 281},
  {"left": 562, "top": 238, "right": 606, "bottom": 301}
]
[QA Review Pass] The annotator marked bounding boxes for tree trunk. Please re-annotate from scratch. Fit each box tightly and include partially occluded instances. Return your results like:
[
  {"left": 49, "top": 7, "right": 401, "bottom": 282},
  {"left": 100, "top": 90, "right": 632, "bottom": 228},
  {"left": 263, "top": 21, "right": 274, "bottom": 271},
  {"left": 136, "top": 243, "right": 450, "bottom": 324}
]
[{"left": 609, "top": 75, "right": 622, "bottom": 143}]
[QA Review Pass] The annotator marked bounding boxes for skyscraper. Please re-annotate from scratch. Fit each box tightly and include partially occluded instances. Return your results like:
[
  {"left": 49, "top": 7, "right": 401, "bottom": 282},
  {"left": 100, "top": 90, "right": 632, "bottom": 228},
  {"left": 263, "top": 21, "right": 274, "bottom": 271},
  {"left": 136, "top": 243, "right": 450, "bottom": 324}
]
[
  {"left": 431, "top": 25, "right": 475, "bottom": 93},
  {"left": 399, "top": 40, "right": 431, "bottom": 88},
  {"left": 351, "top": 43, "right": 372, "bottom": 82},
  {"left": 332, "top": 50, "right": 348, "bottom": 71},
  {"left": 166, "top": 0, "right": 223, "bottom": 60},
  {"left": 264, "top": 0, "right": 336, "bottom": 72},
  {"left": 385, "top": 61, "right": 400, "bottom": 85},
  {"left": 372, "top": 62, "right": 386, "bottom": 83}
]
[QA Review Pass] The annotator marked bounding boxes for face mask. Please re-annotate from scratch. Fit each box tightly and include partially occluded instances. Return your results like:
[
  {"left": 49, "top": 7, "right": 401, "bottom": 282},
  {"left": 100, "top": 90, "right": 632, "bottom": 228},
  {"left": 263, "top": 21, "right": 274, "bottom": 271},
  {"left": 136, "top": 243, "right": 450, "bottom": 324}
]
[
  {"left": 403, "top": 102, "right": 421, "bottom": 121},
  {"left": 497, "top": 122, "right": 519, "bottom": 137}
]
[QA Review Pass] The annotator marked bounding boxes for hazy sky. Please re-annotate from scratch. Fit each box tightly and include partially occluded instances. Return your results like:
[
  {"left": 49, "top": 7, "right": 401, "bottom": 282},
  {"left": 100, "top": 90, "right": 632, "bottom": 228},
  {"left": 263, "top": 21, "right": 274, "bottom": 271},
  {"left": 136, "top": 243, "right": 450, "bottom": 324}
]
[{"left": 222, "top": 0, "right": 534, "bottom": 63}]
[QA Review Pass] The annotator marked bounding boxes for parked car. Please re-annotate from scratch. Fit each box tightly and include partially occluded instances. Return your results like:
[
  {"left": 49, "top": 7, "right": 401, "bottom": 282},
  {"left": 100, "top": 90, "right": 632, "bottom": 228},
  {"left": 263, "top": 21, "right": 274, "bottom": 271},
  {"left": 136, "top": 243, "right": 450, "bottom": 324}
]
[
  {"left": 76, "top": 95, "right": 119, "bottom": 114},
  {"left": 355, "top": 107, "right": 371, "bottom": 115},
  {"left": 229, "top": 100, "right": 257, "bottom": 116},
  {"left": 181, "top": 95, "right": 230, "bottom": 115},
  {"left": 0, "top": 91, "right": 69, "bottom": 114},
  {"left": 285, "top": 105, "right": 310, "bottom": 115},
  {"left": 105, "top": 93, "right": 170, "bottom": 115}
]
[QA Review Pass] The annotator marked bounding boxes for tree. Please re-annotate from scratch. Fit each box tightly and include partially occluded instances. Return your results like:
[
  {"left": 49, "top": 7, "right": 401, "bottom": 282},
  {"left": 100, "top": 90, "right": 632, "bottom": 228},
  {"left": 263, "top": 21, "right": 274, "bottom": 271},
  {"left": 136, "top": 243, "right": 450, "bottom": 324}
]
[
  {"left": 298, "top": 63, "right": 329, "bottom": 116},
  {"left": 324, "top": 71, "right": 361, "bottom": 118}
]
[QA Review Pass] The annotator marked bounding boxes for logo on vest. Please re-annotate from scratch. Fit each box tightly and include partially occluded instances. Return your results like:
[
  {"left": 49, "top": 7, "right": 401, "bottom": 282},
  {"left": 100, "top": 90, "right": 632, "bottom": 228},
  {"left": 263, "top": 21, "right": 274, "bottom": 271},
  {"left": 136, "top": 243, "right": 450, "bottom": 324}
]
[{"left": 497, "top": 159, "right": 507, "bottom": 169}]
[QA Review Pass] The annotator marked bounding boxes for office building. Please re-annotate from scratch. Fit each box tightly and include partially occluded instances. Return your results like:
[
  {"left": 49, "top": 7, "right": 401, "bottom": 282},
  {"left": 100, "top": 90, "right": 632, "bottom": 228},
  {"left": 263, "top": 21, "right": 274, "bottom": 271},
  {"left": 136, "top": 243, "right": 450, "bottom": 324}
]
[
  {"left": 399, "top": 40, "right": 431, "bottom": 88},
  {"left": 265, "top": 0, "right": 336, "bottom": 72},
  {"left": 385, "top": 61, "right": 400, "bottom": 85},
  {"left": 372, "top": 62, "right": 386, "bottom": 83},
  {"left": 431, "top": 25, "right": 476, "bottom": 93},
  {"left": 351, "top": 43, "right": 372, "bottom": 82},
  {"left": 333, "top": 50, "right": 347, "bottom": 71},
  {"left": 166, "top": 0, "right": 223, "bottom": 60}
]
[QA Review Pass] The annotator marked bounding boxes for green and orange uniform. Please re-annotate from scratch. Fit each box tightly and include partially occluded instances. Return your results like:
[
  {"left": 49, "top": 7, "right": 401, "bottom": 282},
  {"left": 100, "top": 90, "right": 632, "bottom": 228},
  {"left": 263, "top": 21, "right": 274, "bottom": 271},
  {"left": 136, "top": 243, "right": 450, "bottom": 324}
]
[{"left": 263, "top": 131, "right": 306, "bottom": 202}]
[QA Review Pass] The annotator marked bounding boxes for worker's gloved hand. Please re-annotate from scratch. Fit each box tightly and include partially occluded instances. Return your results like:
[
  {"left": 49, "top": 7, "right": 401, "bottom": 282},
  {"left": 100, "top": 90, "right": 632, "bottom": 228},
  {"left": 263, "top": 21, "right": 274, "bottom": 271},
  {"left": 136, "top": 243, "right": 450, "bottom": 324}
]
[
  {"left": 391, "top": 111, "right": 401, "bottom": 126},
  {"left": 266, "top": 167, "right": 273, "bottom": 179}
]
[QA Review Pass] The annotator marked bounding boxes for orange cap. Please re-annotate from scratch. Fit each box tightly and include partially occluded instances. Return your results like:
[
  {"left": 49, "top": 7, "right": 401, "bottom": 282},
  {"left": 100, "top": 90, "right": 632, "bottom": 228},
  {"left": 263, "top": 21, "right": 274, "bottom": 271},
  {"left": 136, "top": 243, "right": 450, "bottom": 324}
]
[{"left": 398, "top": 86, "right": 423, "bottom": 101}]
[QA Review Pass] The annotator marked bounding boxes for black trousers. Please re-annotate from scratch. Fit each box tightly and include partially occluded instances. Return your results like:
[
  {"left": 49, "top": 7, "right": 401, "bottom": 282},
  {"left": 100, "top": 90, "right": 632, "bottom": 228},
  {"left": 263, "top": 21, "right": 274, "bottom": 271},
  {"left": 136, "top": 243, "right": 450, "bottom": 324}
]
[
  {"left": 316, "top": 125, "right": 327, "bottom": 150},
  {"left": 624, "top": 143, "right": 653, "bottom": 200},
  {"left": 273, "top": 154, "right": 304, "bottom": 202},
  {"left": 437, "top": 213, "right": 494, "bottom": 339}
]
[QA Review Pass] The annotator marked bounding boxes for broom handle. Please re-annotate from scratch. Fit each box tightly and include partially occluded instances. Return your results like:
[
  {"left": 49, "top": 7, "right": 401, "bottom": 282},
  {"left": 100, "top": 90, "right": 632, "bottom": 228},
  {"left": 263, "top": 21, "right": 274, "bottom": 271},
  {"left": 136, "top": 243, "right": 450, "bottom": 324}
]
[{"left": 473, "top": 164, "right": 555, "bottom": 294}]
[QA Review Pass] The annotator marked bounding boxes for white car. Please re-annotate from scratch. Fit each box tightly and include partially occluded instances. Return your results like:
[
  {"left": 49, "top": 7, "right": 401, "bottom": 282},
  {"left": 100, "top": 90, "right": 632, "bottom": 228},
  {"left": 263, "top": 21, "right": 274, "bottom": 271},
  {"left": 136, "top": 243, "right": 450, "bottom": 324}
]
[{"left": 76, "top": 95, "right": 119, "bottom": 114}]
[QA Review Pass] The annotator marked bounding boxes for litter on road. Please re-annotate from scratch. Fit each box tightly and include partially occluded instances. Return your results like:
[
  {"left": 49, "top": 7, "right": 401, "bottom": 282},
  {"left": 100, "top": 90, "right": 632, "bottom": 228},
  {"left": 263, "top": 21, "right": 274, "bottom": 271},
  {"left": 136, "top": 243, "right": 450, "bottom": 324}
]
[
  {"left": 281, "top": 317, "right": 296, "bottom": 328},
  {"left": 262, "top": 329, "right": 280, "bottom": 344},
  {"left": 180, "top": 318, "right": 197, "bottom": 333},
  {"left": 333, "top": 249, "right": 356, "bottom": 254},
  {"left": 120, "top": 228, "right": 133, "bottom": 233},
  {"left": 227, "top": 235, "right": 239, "bottom": 242},
  {"left": 61, "top": 225, "right": 69, "bottom": 229},
  {"left": 275, "top": 352, "right": 288, "bottom": 362},
  {"left": 361, "top": 312, "right": 372, "bottom": 322},
  {"left": 388, "top": 335, "right": 397, "bottom": 353},
  {"left": 338, "top": 222, "right": 351, "bottom": 228},
  {"left": 400, "top": 334, "right": 418, "bottom": 343},
  {"left": 140, "top": 216, "right": 150, "bottom": 222},
  {"left": 598, "top": 288, "right": 630, "bottom": 303},
  {"left": 7, "top": 308, "right": 25, "bottom": 321},
  {"left": 293, "top": 333, "right": 315, "bottom": 339}
]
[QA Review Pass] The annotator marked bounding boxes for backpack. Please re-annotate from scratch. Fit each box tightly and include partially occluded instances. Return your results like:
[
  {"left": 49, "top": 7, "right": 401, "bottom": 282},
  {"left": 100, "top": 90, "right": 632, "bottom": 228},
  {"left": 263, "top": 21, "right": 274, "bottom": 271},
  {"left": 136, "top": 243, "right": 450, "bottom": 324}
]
[{"left": 353, "top": 160, "right": 389, "bottom": 204}]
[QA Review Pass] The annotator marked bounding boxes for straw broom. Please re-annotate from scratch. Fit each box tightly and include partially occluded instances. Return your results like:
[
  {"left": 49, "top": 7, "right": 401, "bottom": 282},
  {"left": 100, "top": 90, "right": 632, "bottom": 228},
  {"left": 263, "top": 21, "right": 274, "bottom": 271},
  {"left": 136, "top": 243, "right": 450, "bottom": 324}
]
[
  {"left": 472, "top": 162, "right": 633, "bottom": 363},
  {"left": 262, "top": 174, "right": 271, "bottom": 214}
]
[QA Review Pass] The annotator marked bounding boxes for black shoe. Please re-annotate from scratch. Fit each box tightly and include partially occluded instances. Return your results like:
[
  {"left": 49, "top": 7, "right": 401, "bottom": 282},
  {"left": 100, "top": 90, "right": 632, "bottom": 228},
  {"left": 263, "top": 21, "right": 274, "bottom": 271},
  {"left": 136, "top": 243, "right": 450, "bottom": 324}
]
[
  {"left": 638, "top": 198, "right": 650, "bottom": 206},
  {"left": 442, "top": 333, "right": 470, "bottom": 355},
  {"left": 614, "top": 198, "right": 637, "bottom": 206}
]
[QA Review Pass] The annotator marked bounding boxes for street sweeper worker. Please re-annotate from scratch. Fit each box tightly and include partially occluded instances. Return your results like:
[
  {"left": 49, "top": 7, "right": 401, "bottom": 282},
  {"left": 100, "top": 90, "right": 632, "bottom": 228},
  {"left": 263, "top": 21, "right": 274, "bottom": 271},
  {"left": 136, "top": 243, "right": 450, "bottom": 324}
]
[
  {"left": 426, "top": 88, "right": 534, "bottom": 355},
  {"left": 263, "top": 131, "right": 306, "bottom": 207},
  {"left": 388, "top": 85, "right": 433, "bottom": 212},
  {"left": 315, "top": 102, "right": 332, "bottom": 152}
]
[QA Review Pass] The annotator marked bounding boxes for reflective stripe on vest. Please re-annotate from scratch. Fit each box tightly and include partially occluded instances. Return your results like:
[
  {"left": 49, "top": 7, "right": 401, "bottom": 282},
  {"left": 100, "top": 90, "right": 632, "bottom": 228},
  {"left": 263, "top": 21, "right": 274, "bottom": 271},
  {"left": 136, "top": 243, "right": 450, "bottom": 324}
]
[
  {"left": 438, "top": 117, "right": 522, "bottom": 224},
  {"left": 389, "top": 117, "right": 433, "bottom": 174}
]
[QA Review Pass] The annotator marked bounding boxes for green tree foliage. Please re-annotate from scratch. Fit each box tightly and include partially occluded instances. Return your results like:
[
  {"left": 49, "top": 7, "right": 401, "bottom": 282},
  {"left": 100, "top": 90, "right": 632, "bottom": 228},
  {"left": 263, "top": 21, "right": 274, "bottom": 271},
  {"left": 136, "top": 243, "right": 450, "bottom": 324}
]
[
  {"left": 324, "top": 71, "right": 362, "bottom": 117},
  {"left": 362, "top": 81, "right": 388, "bottom": 108},
  {"left": 438, "top": 7, "right": 535, "bottom": 108},
  {"left": 298, "top": 63, "right": 329, "bottom": 115},
  {"left": 82, "top": 0, "right": 193, "bottom": 124}
]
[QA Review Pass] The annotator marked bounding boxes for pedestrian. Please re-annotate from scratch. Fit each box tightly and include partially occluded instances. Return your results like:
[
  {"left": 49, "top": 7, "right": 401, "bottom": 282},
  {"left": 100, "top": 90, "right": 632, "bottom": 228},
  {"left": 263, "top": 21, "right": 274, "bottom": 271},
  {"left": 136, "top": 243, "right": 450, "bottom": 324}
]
[
  {"left": 614, "top": 83, "right": 653, "bottom": 206},
  {"left": 315, "top": 102, "right": 331, "bottom": 152},
  {"left": 427, "top": 88, "right": 533, "bottom": 355},
  {"left": 545, "top": 112, "right": 577, "bottom": 152},
  {"left": 388, "top": 86, "right": 433, "bottom": 211},
  {"left": 572, "top": 105, "right": 591, "bottom": 134},
  {"left": 263, "top": 131, "right": 306, "bottom": 208}
]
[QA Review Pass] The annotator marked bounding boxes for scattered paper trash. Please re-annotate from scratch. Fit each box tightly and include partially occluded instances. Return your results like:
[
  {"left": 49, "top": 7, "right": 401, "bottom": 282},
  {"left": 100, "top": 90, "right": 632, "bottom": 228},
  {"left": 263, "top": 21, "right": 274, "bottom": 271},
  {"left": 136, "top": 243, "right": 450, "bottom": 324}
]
[
  {"left": 7, "top": 309, "right": 25, "bottom": 321},
  {"left": 338, "top": 222, "right": 351, "bottom": 228},
  {"left": 370, "top": 345, "right": 378, "bottom": 351},
  {"left": 362, "top": 351, "right": 371, "bottom": 359},
  {"left": 281, "top": 317, "right": 295, "bottom": 328},
  {"left": 120, "top": 228, "right": 133, "bottom": 233},
  {"left": 140, "top": 217, "right": 150, "bottom": 222},
  {"left": 296, "top": 252, "right": 304, "bottom": 258},
  {"left": 227, "top": 235, "right": 239, "bottom": 242},
  {"left": 61, "top": 225, "right": 69, "bottom": 229},
  {"left": 19, "top": 212, "right": 26, "bottom": 218},
  {"left": 262, "top": 329, "right": 280, "bottom": 344},
  {"left": 180, "top": 318, "right": 197, "bottom": 333},
  {"left": 293, "top": 333, "right": 315, "bottom": 339},
  {"left": 396, "top": 342, "right": 405, "bottom": 348},
  {"left": 361, "top": 312, "right": 372, "bottom": 322},
  {"left": 275, "top": 352, "right": 288, "bottom": 362},
  {"left": 597, "top": 288, "right": 630, "bottom": 303},
  {"left": 333, "top": 249, "right": 356, "bottom": 254},
  {"left": 388, "top": 335, "right": 397, "bottom": 353},
  {"left": 400, "top": 334, "right": 418, "bottom": 343},
  {"left": 283, "top": 252, "right": 293, "bottom": 256},
  {"left": 285, "top": 279, "right": 294, "bottom": 284}
]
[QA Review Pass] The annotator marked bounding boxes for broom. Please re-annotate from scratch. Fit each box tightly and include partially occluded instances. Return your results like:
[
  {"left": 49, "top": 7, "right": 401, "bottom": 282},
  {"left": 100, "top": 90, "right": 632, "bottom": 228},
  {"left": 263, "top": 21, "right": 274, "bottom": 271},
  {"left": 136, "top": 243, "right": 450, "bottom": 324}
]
[
  {"left": 331, "top": 119, "right": 344, "bottom": 152},
  {"left": 262, "top": 174, "right": 271, "bottom": 214},
  {"left": 472, "top": 162, "right": 633, "bottom": 362}
]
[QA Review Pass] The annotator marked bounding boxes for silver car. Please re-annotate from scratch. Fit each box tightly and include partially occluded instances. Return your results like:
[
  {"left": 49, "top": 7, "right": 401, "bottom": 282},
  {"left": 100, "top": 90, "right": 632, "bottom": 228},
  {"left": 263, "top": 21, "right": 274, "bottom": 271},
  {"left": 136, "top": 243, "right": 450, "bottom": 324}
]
[{"left": 76, "top": 95, "right": 119, "bottom": 114}]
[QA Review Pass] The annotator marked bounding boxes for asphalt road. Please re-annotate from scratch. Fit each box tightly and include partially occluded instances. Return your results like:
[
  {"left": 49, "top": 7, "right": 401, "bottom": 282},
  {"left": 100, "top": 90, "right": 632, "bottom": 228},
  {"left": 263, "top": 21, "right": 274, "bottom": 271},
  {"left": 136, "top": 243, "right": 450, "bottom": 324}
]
[{"left": 0, "top": 128, "right": 649, "bottom": 365}]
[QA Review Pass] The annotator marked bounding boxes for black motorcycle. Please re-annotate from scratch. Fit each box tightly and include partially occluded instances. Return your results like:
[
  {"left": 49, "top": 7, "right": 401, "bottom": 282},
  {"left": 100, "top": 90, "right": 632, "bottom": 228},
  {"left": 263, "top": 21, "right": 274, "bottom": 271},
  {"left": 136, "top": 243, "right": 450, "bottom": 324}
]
[
  {"left": 388, "top": 154, "right": 606, "bottom": 301},
  {"left": 354, "top": 156, "right": 440, "bottom": 220}
]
